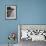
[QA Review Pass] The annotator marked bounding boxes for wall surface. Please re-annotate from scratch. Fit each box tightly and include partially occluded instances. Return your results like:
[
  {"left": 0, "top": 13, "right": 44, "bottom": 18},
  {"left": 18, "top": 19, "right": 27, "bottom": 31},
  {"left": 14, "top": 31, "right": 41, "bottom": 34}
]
[{"left": 0, "top": 0, "right": 46, "bottom": 44}]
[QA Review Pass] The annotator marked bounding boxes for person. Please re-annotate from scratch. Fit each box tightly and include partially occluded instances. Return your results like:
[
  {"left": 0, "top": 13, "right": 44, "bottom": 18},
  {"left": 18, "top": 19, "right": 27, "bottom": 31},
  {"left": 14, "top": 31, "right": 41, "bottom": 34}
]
[{"left": 7, "top": 7, "right": 14, "bottom": 17}]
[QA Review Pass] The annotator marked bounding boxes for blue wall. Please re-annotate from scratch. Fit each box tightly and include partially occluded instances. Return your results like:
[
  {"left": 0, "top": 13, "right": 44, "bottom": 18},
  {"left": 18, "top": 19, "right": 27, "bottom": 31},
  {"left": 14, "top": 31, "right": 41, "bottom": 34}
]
[{"left": 0, "top": 0, "right": 46, "bottom": 44}]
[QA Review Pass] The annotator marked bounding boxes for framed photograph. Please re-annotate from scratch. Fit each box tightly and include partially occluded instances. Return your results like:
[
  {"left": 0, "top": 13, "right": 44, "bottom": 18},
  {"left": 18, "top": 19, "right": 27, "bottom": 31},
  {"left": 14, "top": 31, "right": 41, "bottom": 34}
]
[{"left": 5, "top": 5, "right": 16, "bottom": 20}]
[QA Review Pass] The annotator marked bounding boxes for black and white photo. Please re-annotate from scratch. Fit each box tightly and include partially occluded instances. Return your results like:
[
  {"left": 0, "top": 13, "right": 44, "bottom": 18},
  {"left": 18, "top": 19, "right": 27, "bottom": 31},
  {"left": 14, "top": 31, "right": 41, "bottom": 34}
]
[{"left": 6, "top": 5, "right": 16, "bottom": 19}]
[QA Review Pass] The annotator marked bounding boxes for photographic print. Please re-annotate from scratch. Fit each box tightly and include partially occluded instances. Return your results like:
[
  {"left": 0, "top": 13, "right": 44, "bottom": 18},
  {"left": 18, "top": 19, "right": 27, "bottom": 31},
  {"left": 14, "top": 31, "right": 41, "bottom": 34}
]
[{"left": 6, "top": 5, "right": 16, "bottom": 20}]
